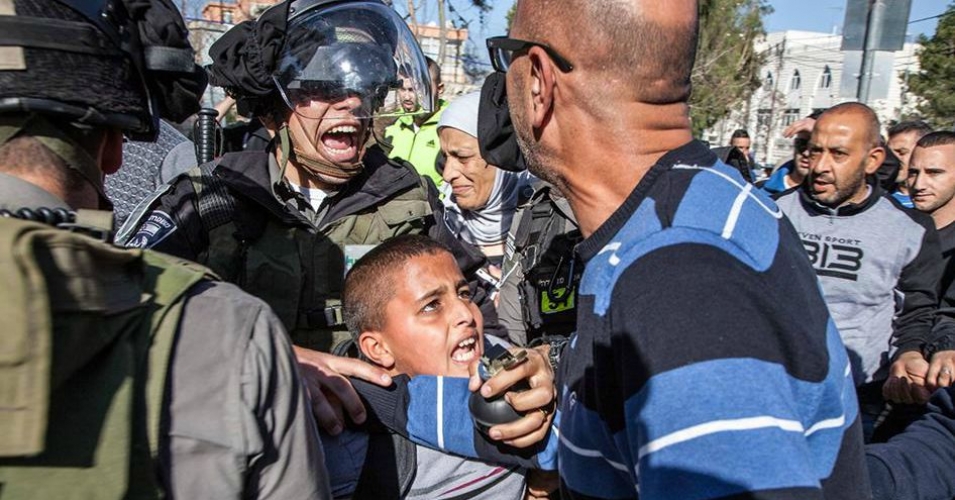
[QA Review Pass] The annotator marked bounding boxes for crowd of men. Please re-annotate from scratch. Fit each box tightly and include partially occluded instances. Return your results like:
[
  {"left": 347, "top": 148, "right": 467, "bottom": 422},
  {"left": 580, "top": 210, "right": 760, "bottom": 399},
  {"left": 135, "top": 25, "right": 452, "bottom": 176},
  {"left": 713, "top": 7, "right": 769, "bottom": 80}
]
[{"left": 3, "top": 0, "right": 955, "bottom": 499}]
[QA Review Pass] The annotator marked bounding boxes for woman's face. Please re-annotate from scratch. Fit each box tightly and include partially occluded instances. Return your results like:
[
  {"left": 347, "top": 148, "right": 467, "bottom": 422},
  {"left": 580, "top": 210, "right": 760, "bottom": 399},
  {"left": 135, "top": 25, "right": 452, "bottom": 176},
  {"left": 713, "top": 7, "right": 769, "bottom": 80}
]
[{"left": 439, "top": 127, "right": 498, "bottom": 211}]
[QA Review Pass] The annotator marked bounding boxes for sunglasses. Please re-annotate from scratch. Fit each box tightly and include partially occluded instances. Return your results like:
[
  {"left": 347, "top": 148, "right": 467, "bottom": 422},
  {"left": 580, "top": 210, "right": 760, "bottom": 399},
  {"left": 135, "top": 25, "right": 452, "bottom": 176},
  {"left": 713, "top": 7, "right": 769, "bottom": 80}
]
[
  {"left": 486, "top": 36, "right": 574, "bottom": 73},
  {"left": 794, "top": 138, "right": 810, "bottom": 153}
]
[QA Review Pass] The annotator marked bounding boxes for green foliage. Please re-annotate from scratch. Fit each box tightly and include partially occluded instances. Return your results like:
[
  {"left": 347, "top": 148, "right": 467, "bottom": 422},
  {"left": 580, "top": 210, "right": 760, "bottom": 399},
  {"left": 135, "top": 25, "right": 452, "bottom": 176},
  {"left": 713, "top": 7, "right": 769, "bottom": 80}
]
[
  {"left": 690, "top": 0, "right": 771, "bottom": 137},
  {"left": 505, "top": 1, "right": 516, "bottom": 31},
  {"left": 907, "top": 2, "right": 955, "bottom": 129}
]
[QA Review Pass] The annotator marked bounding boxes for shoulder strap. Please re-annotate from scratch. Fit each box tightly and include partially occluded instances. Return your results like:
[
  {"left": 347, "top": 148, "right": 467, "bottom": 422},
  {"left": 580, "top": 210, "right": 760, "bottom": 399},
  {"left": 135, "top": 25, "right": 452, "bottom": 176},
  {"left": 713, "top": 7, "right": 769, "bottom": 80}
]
[
  {"left": 188, "top": 160, "right": 267, "bottom": 281},
  {"left": 518, "top": 195, "right": 561, "bottom": 271},
  {"left": 0, "top": 219, "right": 55, "bottom": 457}
]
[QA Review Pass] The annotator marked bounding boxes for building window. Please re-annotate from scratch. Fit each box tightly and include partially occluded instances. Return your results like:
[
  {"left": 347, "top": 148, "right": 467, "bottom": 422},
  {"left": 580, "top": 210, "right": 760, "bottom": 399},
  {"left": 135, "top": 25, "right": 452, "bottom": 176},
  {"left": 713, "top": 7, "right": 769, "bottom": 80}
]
[
  {"left": 782, "top": 108, "right": 801, "bottom": 127},
  {"left": 819, "top": 66, "right": 832, "bottom": 89},
  {"left": 790, "top": 70, "right": 801, "bottom": 91},
  {"left": 757, "top": 109, "right": 772, "bottom": 129},
  {"left": 765, "top": 72, "right": 774, "bottom": 90},
  {"left": 222, "top": 10, "right": 233, "bottom": 23}
]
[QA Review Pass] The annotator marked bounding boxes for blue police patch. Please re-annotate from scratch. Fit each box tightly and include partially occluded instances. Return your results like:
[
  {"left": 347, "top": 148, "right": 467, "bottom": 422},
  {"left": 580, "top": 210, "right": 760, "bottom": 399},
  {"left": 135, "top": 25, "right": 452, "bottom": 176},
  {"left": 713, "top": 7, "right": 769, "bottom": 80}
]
[{"left": 126, "top": 211, "right": 177, "bottom": 249}]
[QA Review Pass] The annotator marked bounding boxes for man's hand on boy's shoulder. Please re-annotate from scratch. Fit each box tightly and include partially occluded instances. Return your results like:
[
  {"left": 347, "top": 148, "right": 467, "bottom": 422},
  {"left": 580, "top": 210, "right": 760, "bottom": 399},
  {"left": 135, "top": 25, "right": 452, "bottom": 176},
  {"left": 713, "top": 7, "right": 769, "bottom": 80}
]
[
  {"left": 468, "top": 346, "right": 556, "bottom": 448},
  {"left": 293, "top": 346, "right": 393, "bottom": 435}
]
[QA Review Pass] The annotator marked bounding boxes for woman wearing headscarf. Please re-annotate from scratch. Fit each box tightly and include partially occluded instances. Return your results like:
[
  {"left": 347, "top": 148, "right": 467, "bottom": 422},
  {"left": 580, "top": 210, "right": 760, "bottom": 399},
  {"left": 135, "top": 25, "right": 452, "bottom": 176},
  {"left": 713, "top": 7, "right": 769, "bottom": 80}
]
[{"left": 439, "top": 91, "right": 533, "bottom": 266}]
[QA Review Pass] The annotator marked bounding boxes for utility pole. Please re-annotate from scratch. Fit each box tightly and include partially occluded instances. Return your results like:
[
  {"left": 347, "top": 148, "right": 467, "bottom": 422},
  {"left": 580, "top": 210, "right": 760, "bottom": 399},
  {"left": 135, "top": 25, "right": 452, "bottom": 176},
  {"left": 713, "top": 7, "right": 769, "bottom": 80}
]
[
  {"left": 406, "top": 0, "right": 418, "bottom": 35},
  {"left": 437, "top": 0, "right": 447, "bottom": 68},
  {"left": 763, "top": 39, "right": 785, "bottom": 165},
  {"left": 857, "top": 0, "right": 886, "bottom": 104}
]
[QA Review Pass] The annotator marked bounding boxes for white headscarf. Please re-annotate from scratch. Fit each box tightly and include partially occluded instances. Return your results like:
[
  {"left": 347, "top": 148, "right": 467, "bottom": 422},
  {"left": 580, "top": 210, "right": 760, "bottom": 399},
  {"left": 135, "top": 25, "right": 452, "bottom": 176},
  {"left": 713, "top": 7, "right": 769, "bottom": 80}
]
[{"left": 438, "top": 92, "right": 531, "bottom": 246}]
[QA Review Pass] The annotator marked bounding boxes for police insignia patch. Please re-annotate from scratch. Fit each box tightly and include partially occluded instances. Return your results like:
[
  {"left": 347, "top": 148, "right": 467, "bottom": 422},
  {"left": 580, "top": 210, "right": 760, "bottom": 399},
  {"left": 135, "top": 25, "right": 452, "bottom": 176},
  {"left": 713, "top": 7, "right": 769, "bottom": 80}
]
[{"left": 126, "top": 211, "right": 177, "bottom": 249}]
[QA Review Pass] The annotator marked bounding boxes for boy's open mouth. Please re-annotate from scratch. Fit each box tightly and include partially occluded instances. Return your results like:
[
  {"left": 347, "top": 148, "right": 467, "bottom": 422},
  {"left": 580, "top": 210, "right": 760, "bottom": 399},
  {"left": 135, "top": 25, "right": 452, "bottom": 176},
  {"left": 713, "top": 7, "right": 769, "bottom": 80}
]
[{"left": 451, "top": 334, "right": 479, "bottom": 364}]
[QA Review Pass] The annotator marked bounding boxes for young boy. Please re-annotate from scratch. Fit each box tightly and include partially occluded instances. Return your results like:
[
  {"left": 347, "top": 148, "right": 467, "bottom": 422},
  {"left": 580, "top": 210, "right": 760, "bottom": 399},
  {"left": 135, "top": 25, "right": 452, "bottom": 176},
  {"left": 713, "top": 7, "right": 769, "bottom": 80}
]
[
  {"left": 324, "top": 235, "right": 557, "bottom": 499},
  {"left": 345, "top": 234, "right": 484, "bottom": 379}
]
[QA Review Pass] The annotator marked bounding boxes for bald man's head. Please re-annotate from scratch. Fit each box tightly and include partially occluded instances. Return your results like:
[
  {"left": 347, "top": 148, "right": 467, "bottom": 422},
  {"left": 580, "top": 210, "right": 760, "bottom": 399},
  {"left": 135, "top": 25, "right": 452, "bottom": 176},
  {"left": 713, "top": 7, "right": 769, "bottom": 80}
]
[
  {"left": 818, "top": 102, "right": 881, "bottom": 150},
  {"left": 512, "top": 0, "right": 698, "bottom": 104}
]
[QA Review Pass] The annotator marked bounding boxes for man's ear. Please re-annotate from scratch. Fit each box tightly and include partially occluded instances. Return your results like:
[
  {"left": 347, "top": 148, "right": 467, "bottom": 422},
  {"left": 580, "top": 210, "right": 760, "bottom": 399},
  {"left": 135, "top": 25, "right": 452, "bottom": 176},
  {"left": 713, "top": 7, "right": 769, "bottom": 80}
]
[
  {"left": 526, "top": 45, "right": 556, "bottom": 130},
  {"left": 359, "top": 331, "right": 395, "bottom": 370},
  {"left": 866, "top": 146, "right": 887, "bottom": 175},
  {"left": 436, "top": 81, "right": 445, "bottom": 98}
]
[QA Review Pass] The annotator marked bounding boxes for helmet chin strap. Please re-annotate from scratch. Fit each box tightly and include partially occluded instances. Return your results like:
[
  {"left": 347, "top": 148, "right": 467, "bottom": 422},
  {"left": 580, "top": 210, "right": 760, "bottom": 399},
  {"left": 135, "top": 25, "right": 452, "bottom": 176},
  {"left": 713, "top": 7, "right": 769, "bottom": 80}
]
[
  {"left": 279, "top": 120, "right": 365, "bottom": 182},
  {"left": 277, "top": 123, "right": 292, "bottom": 184}
]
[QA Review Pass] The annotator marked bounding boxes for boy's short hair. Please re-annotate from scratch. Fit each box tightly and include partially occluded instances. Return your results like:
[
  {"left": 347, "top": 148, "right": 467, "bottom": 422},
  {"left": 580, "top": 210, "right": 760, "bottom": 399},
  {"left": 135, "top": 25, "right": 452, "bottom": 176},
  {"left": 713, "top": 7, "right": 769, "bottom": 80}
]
[{"left": 343, "top": 234, "right": 452, "bottom": 336}]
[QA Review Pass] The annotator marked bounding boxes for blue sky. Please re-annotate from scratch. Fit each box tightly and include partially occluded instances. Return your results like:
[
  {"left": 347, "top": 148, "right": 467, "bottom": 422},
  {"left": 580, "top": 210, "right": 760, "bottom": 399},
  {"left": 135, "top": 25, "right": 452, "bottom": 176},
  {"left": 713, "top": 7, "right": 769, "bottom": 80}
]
[
  {"left": 443, "top": 0, "right": 946, "bottom": 68},
  {"left": 761, "top": 0, "right": 941, "bottom": 38}
]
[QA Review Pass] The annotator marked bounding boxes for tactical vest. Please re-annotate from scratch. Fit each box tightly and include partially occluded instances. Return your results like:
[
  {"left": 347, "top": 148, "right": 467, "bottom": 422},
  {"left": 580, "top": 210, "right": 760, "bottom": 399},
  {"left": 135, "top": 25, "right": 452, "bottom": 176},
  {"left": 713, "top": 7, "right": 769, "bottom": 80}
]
[
  {"left": 509, "top": 190, "right": 583, "bottom": 343},
  {"left": 188, "top": 159, "right": 434, "bottom": 353},
  {"left": 0, "top": 218, "right": 212, "bottom": 499}
]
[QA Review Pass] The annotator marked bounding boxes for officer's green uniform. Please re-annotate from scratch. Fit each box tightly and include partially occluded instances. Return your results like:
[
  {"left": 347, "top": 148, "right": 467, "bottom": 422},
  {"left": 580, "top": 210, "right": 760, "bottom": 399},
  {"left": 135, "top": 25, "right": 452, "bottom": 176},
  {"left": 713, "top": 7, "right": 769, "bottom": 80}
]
[
  {"left": 383, "top": 99, "right": 449, "bottom": 186},
  {"left": 0, "top": 177, "right": 329, "bottom": 500},
  {"left": 0, "top": 217, "right": 205, "bottom": 499},
  {"left": 0, "top": 0, "right": 328, "bottom": 495}
]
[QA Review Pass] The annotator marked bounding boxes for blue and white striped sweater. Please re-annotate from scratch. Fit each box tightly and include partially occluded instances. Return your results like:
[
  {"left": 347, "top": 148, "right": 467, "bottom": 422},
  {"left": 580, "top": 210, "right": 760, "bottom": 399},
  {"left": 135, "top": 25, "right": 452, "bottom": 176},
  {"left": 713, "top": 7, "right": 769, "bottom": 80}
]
[
  {"left": 557, "top": 141, "right": 870, "bottom": 499},
  {"left": 404, "top": 375, "right": 559, "bottom": 471}
]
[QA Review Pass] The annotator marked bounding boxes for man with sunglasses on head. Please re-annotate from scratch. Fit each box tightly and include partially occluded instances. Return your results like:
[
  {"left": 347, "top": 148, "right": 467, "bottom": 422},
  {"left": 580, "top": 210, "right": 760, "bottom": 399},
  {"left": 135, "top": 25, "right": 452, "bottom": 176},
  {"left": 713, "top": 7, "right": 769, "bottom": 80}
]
[
  {"left": 482, "top": 1, "right": 870, "bottom": 498},
  {"left": 758, "top": 130, "right": 812, "bottom": 194},
  {"left": 115, "top": 0, "right": 553, "bottom": 447}
]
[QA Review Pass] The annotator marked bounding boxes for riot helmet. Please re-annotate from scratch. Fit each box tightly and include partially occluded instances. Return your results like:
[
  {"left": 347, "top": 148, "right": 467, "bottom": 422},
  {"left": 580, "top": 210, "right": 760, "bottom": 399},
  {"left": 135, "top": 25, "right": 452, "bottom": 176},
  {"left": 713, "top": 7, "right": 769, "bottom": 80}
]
[
  {"left": 208, "top": 0, "right": 433, "bottom": 182},
  {"left": 0, "top": 0, "right": 206, "bottom": 210},
  {"left": 0, "top": 0, "right": 207, "bottom": 141},
  {"left": 275, "top": 0, "right": 432, "bottom": 120}
]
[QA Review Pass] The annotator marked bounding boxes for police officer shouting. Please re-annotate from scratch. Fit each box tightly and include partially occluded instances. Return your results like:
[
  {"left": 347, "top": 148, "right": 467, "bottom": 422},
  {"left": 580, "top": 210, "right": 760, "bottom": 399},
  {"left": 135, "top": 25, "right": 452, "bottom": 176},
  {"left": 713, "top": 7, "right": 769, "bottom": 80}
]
[{"left": 116, "top": 0, "right": 550, "bottom": 442}]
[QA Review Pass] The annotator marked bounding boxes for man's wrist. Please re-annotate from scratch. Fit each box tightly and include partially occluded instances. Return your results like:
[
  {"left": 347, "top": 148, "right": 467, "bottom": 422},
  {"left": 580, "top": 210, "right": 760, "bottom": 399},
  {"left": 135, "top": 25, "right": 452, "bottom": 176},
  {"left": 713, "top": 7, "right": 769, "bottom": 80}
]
[{"left": 529, "top": 336, "right": 569, "bottom": 372}]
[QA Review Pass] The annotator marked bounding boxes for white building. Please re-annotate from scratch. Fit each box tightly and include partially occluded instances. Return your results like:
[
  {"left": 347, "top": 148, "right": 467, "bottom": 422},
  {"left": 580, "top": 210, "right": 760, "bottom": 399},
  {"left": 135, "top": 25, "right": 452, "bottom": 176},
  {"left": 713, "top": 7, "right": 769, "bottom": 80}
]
[{"left": 703, "top": 30, "right": 921, "bottom": 167}]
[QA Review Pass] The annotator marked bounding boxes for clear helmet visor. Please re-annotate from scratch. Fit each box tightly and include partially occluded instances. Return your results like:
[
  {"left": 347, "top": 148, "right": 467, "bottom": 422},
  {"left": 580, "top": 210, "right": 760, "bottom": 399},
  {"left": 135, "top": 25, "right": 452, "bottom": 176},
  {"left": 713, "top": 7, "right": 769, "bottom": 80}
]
[{"left": 274, "top": 2, "right": 433, "bottom": 121}]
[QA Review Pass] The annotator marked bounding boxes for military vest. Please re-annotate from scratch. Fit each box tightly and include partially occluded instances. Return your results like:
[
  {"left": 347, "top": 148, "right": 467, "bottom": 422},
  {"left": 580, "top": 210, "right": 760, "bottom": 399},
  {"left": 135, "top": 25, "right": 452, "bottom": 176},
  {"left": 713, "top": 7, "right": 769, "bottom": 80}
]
[
  {"left": 186, "top": 157, "right": 434, "bottom": 353},
  {"left": 0, "top": 218, "right": 211, "bottom": 499},
  {"left": 507, "top": 189, "right": 583, "bottom": 343}
]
